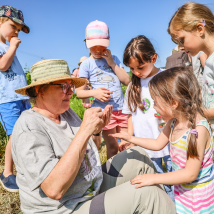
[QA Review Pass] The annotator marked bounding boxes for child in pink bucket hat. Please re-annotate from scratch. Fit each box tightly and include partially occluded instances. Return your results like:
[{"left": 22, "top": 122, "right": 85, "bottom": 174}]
[{"left": 76, "top": 20, "right": 131, "bottom": 159}]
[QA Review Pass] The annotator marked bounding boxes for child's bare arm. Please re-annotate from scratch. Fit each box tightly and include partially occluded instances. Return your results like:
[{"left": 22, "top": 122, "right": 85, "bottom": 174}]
[
  {"left": 111, "top": 119, "right": 172, "bottom": 151},
  {"left": 0, "top": 37, "right": 21, "bottom": 71},
  {"left": 111, "top": 65, "right": 130, "bottom": 86},
  {"left": 102, "top": 49, "right": 131, "bottom": 86},
  {"left": 76, "top": 78, "right": 112, "bottom": 102},
  {"left": 131, "top": 124, "right": 209, "bottom": 188},
  {"left": 202, "top": 108, "right": 214, "bottom": 120},
  {"left": 76, "top": 83, "right": 94, "bottom": 99},
  {"left": 127, "top": 114, "right": 134, "bottom": 136},
  {"left": 119, "top": 114, "right": 135, "bottom": 151}
]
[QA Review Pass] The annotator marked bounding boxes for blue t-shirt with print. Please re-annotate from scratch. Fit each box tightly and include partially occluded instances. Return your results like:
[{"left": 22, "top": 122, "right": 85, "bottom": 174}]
[
  {"left": 0, "top": 42, "right": 28, "bottom": 104},
  {"left": 79, "top": 55, "right": 124, "bottom": 110}
]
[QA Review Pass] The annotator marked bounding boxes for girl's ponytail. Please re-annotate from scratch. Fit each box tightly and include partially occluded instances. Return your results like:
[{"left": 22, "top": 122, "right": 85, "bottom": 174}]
[{"left": 184, "top": 101, "right": 199, "bottom": 159}]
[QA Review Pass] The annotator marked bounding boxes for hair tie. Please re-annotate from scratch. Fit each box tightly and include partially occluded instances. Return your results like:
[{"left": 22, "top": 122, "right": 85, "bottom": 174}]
[
  {"left": 190, "top": 129, "right": 198, "bottom": 137},
  {"left": 201, "top": 18, "right": 206, "bottom": 26}
]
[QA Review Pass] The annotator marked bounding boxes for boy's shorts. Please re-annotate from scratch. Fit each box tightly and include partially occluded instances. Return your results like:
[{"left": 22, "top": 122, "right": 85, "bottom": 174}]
[
  {"left": 0, "top": 100, "right": 31, "bottom": 136},
  {"left": 103, "top": 110, "right": 128, "bottom": 130}
]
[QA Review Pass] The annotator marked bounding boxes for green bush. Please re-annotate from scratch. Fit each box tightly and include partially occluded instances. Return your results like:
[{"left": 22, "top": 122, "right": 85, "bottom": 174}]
[
  {"left": 25, "top": 70, "right": 31, "bottom": 85},
  {"left": 121, "top": 72, "right": 132, "bottom": 95},
  {"left": 69, "top": 94, "right": 85, "bottom": 120},
  {"left": 24, "top": 65, "right": 31, "bottom": 85},
  {"left": 121, "top": 84, "right": 127, "bottom": 95}
]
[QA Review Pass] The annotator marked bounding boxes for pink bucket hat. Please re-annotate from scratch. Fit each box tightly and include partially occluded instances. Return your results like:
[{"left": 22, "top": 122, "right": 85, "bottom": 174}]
[{"left": 85, "top": 20, "right": 110, "bottom": 48}]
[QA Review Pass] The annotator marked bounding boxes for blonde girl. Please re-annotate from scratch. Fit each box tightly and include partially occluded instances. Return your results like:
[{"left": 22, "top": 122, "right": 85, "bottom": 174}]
[{"left": 168, "top": 2, "right": 214, "bottom": 134}]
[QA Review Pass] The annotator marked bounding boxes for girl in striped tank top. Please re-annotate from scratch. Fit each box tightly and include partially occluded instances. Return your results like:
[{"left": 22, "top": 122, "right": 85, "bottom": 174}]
[{"left": 111, "top": 67, "right": 214, "bottom": 213}]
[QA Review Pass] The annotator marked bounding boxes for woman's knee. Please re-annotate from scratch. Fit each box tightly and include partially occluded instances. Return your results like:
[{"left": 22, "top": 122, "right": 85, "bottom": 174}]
[{"left": 137, "top": 185, "right": 176, "bottom": 213}]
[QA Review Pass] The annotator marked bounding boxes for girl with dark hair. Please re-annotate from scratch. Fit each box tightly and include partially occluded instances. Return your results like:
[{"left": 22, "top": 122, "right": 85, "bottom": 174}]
[
  {"left": 111, "top": 67, "right": 214, "bottom": 214},
  {"left": 120, "top": 35, "right": 174, "bottom": 201}
]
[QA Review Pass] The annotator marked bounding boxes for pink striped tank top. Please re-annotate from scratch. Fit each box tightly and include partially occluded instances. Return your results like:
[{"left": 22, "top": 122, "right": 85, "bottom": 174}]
[{"left": 170, "top": 119, "right": 214, "bottom": 214}]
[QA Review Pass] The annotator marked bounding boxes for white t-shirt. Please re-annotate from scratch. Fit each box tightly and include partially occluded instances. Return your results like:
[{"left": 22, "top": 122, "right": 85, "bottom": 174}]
[{"left": 122, "top": 69, "right": 170, "bottom": 158}]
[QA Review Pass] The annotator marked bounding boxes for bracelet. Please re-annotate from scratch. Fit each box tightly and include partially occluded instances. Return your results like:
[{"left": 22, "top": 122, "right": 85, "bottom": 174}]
[{"left": 93, "top": 131, "right": 101, "bottom": 136}]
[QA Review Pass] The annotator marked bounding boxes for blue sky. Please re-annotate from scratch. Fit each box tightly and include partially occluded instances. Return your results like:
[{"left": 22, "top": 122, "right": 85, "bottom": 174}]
[{"left": 1, "top": 0, "right": 214, "bottom": 72}]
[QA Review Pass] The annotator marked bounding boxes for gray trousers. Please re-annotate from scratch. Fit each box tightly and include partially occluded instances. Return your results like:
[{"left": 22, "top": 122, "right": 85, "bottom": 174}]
[{"left": 73, "top": 147, "right": 176, "bottom": 214}]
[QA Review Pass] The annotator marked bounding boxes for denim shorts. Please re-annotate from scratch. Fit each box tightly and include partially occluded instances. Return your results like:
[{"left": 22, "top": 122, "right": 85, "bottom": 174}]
[{"left": 0, "top": 100, "right": 31, "bottom": 136}]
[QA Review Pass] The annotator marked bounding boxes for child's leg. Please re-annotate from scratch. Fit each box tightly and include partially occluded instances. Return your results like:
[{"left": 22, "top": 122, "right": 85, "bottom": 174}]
[
  {"left": 102, "top": 127, "right": 119, "bottom": 159},
  {"left": 102, "top": 111, "right": 128, "bottom": 158},
  {"left": 116, "top": 126, "right": 127, "bottom": 135},
  {"left": 0, "top": 103, "right": 19, "bottom": 192},
  {"left": 162, "top": 155, "right": 172, "bottom": 172},
  {"left": 92, "top": 135, "right": 102, "bottom": 150},
  {"left": 163, "top": 155, "right": 175, "bottom": 202},
  {"left": 3, "top": 136, "right": 13, "bottom": 177},
  {"left": 150, "top": 157, "right": 163, "bottom": 173},
  {"left": 0, "top": 100, "right": 31, "bottom": 192}
]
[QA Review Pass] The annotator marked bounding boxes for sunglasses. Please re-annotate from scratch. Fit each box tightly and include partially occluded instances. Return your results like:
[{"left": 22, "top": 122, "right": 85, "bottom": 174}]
[{"left": 50, "top": 82, "right": 75, "bottom": 94}]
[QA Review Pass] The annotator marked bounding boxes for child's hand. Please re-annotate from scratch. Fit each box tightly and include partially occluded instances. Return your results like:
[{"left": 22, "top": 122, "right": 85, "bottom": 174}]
[
  {"left": 94, "top": 88, "right": 112, "bottom": 102},
  {"left": 119, "top": 141, "right": 135, "bottom": 152},
  {"left": 130, "top": 174, "right": 156, "bottom": 188},
  {"left": 102, "top": 49, "right": 116, "bottom": 67},
  {"left": 10, "top": 37, "right": 21, "bottom": 48},
  {"left": 109, "top": 131, "right": 132, "bottom": 142}
]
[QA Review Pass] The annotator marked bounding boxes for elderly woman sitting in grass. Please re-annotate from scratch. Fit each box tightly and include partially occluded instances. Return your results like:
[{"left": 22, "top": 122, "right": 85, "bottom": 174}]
[{"left": 11, "top": 59, "right": 175, "bottom": 214}]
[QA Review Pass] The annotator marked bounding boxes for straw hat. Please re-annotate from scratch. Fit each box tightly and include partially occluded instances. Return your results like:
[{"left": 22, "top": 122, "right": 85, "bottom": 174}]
[
  {"left": 15, "top": 59, "right": 88, "bottom": 96},
  {"left": 78, "top": 56, "right": 88, "bottom": 66}
]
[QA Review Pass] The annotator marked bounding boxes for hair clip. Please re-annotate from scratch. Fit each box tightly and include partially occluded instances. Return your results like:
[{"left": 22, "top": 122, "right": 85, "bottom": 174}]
[
  {"left": 190, "top": 129, "right": 198, "bottom": 137},
  {"left": 201, "top": 18, "right": 206, "bottom": 26}
]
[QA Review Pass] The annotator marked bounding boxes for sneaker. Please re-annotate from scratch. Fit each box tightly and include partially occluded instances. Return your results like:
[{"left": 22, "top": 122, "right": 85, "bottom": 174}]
[{"left": 0, "top": 170, "right": 19, "bottom": 192}]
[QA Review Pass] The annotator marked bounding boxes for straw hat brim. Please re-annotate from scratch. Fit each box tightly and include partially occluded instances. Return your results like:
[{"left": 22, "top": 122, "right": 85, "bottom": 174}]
[{"left": 15, "top": 76, "right": 88, "bottom": 96}]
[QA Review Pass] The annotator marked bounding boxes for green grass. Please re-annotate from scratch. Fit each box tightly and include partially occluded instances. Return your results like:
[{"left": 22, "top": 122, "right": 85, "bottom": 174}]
[{"left": 69, "top": 94, "right": 85, "bottom": 120}]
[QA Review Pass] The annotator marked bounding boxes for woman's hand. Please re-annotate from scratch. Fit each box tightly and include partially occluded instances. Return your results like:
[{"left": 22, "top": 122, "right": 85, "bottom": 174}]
[
  {"left": 109, "top": 131, "right": 132, "bottom": 142},
  {"left": 81, "top": 107, "right": 104, "bottom": 136},
  {"left": 94, "top": 87, "right": 112, "bottom": 102},
  {"left": 81, "top": 105, "right": 113, "bottom": 136},
  {"left": 93, "top": 105, "right": 112, "bottom": 134},
  {"left": 102, "top": 49, "right": 116, "bottom": 67},
  {"left": 130, "top": 174, "right": 156, "bottom": 188}
]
